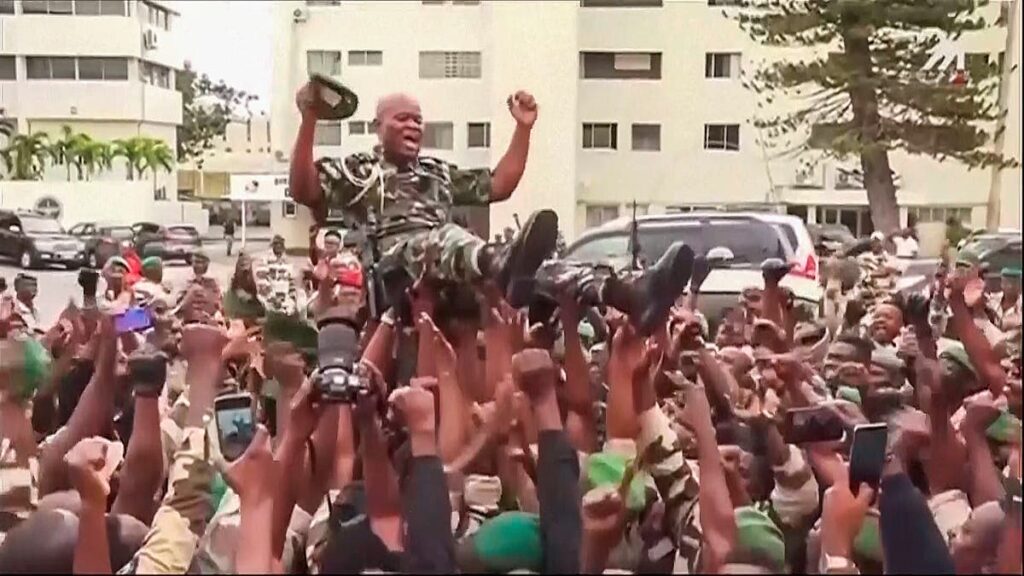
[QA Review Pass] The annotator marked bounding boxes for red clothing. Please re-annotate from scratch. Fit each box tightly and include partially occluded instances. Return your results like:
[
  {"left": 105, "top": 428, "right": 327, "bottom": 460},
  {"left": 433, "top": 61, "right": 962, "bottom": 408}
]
[{"left": 122, "top": 248, "right": 143, "bottom": 286}]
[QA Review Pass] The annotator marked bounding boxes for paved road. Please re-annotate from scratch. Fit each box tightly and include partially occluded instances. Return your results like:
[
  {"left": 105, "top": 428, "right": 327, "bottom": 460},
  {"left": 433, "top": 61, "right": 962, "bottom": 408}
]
[{"left": 0, "top": 239, "right": 308, "bottom": 327}]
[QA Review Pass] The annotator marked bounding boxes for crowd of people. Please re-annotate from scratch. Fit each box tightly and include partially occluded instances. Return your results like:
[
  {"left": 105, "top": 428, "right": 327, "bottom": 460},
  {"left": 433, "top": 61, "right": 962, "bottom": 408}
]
[{"left": 0, "top": 81, "right": 1021, "bottom": 576}]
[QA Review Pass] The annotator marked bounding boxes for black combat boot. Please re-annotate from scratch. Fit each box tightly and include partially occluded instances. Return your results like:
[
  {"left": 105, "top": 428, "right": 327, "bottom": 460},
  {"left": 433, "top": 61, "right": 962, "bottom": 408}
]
[
  {"left": 479, "top": 209, "right": 559, "bottom": 306},
  {"left": 600, "top": 242, "right": 696, "bottom": 336}
]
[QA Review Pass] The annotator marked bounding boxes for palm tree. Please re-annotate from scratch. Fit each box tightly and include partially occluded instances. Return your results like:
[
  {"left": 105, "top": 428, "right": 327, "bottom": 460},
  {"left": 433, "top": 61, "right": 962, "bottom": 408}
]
[
  {"left": 1, "top": 132, "right": 50, "bottom": 181},
  {"left": 49, "top": 125, "right": 91, "bottom": 181},
  {"left": 112, "top": 137, "right": 147, "bottom": 180},
  {"left": 140, "top": 138, "right": 175, "bottom": 197},
  {"left": 75, "top": 140, "right": 114, "bottom": 181}
]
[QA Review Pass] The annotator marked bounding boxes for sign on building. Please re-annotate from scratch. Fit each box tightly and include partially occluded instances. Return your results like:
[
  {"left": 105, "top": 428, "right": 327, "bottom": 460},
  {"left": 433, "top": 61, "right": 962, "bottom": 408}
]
[{"left": 228, "top": 174, "right": 290, "bottom": 202}]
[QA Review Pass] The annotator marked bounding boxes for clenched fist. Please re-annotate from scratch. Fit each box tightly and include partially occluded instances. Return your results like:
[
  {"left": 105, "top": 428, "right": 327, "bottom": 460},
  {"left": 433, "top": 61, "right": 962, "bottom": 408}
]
[{"left": 507, "top": 90, "right": 538, "bottom": 128}]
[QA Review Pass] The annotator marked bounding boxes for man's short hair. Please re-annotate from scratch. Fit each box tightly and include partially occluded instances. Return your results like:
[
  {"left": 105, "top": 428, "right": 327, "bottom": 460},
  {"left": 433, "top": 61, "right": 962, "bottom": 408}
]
[
  {"left": 13, "top": 273, "right": 36, "bottom": 287},
  {"left": 323, "top": 230, "right": 342, "bottom": 241},
  {"left": 271, "top": 234, "right": 285, "bottom": 245},
  {"left": 836, "top": 333, "right": 873, "bottom": 366}
]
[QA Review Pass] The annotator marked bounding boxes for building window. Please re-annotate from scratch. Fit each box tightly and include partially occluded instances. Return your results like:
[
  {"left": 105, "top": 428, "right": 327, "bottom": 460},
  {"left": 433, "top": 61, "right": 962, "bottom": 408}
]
[
  {"left": 283, "top": 201, "right": 298, "bottom": 218},
  {"left": 631, "top": 123, "right": 660, "bottom": 151},
  {"left": 0, "top": 0, "right": 15, "bottom": 14},
  {"left": 585, "top": 205, "right": 620, "bottom": 229},
  {"left": 708, "top": 0, "right": 740, "bottom": 5},
  {"left": 307, "top": 50, "right": 342, "bottom": 77},
  {"left": 581, "top": 0, "right": 662, "bottom": 6},
  {"left": 73, "top": 0, "right": 125, "bottom": 15},
  {"left": 348, "top": 120, "right": 371, "bottom": 135},
  {"left": 704, "top": 124, "right": 740, "bottom": 151},
  {"left": 78, "top": 57, "right": 128, "bottom": 81},
  {"left": 422, "top": 122, "right": 454, "bottom": 150},
  {"left": 348, "top": 50, "right": 383, "bottom": 66},
  {"left": 307, "top": 0, "right": 341, "bottom": 4},
  {"left": 0, "top": 56, "right": 15, "bottom": 80},
  {"left": 419, "top": 51, "right": 482, "bottom": 79},
  {"left": 467, "top": 122, "right": 490, "bottom": 148},
  {"left": 906, "top": 206, "right": 972, "bottom": 225},
  {"left": 23, "top": 0, "right": 73, "bottom": 14},
  {"left": 580, "top": 52, "right": 662, "bottom": 80},
  {"left": 582, "top": 123, "right": 618, "bottom": 150},
  {"left": 314, "top": 121, "right": 342, "bottom": 146},
  {"left": 705, "top": 52, "right": 741, "bottom": 78},
  {"left": 140, "top": 1, "right": 169, "bottom": 29},
  {"left": 26, "top": 56, "right": 76, "bottom": 80},
  {"left": 141, "top": 61, "right": 171, "bottom": 88}
]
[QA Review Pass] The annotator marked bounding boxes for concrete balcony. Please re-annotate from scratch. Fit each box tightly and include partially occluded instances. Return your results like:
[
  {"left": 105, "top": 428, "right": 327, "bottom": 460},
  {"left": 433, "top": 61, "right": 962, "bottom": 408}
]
[{"left": 12, "top": 81, "right": 181, "bottom": 125}]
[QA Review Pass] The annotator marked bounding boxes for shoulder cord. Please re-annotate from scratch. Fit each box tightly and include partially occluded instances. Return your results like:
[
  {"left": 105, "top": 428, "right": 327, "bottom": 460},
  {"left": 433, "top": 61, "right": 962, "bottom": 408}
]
[{"left": 340, "top": 157, "right": 386, "bottom": 214}]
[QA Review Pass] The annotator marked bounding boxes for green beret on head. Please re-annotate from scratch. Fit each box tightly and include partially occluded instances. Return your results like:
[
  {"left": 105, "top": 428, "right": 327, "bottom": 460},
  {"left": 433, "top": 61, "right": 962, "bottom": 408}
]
[
  {"left": 584, "top": 452, "right": 648, "bottom": 512},
  {"left": 141, "top": 256, "right": 163, "bottom": 270},
  {"left": 734, "top": 506, "right": 785, "bottom": 570},
  {"left": 21, "top": 337, "right": 52, "bottom": 401},
  {"left": 1001, "top": 267, "right": 1022, "bottom": 279},
  {"left": 939, "top": 344, "right": 976, "bottom": 377},
  {"left": 471, "top": 512, "right": 542, "bottom": 573},
  {"left": 837, "top": 385, "right": 863, "bottom": 406},
  {"left": 986, "top": 411, "right": 1022, "bottom": 444}
]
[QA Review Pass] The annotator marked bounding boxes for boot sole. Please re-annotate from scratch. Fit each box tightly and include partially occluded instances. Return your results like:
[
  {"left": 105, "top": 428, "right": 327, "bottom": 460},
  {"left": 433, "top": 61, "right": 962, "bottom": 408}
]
[
  {"left": 637, "top": 243, "right": 695, "bottom": 336},
  {"left": 503, "top": 210, "right": 559, "bottom": 301}
]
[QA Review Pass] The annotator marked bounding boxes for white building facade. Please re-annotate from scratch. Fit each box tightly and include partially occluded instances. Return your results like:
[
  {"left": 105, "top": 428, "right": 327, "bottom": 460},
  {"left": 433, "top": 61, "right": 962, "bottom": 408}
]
[
  {"left": 0, "top": 0, "right": 185, "bottom": 213},
  {"left": 269, "top": 0, "right": 1021, "bottom": 245}
]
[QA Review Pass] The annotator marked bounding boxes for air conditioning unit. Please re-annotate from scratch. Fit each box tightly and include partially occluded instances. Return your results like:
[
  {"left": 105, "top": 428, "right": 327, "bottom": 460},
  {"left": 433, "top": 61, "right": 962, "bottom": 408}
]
[
  {"left": 143, "top": 29, "right": 159, "bottom": 50},
  {"left": 793, "top": 165, "right": 824, "bottom": 189},
  {"left": 293, "top": 7, "right": 310, "bottom": 22}
]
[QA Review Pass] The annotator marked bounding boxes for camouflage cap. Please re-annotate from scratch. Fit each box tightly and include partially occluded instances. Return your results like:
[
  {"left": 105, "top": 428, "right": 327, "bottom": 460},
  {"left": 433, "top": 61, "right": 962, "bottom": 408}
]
[{"left": 309, "top": 74, "right": 359, "bottom": 121}]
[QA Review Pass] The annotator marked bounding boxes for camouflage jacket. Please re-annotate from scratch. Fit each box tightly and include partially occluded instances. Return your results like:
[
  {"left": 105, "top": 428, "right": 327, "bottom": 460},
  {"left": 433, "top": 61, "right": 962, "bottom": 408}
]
[{"left": 316, "top": 148, "right": 492, "bottom": 241}]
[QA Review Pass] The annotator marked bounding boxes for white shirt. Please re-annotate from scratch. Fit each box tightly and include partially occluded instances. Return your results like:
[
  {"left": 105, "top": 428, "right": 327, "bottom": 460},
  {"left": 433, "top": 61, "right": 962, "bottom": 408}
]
[{"left": 893, "top": 236, "right": 920, "bottom": 258}]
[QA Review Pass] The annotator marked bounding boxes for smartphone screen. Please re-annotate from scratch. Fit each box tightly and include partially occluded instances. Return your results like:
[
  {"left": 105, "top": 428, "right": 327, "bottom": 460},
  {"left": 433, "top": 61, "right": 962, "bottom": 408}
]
[
  {"left": 115, "top": 307, "right": 153, "bottom": 334},
  {"left": 849, "top": 423, "right": 888, "bottom": 494},
  {"left": 783, "top": 406, "right": 846, "bottom": 444},
  {"left": 215, "top": 394, "right": 255, "bottom": 462}
]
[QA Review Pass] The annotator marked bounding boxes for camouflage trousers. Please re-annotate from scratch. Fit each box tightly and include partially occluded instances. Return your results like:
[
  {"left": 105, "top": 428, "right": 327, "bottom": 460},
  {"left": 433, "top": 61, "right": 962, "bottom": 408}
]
[{"left": 379, "top": 223, "right": 485, "bottom": 284}]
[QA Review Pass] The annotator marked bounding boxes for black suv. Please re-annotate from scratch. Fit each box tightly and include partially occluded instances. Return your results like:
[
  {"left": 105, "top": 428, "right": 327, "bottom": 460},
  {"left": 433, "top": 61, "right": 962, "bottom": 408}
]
[{"left": 0, "top": 209, "right": 86, "bottom": 270}]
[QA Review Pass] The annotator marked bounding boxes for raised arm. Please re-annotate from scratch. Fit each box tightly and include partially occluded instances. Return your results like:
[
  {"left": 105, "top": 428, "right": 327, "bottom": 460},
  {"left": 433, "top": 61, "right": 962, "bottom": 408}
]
[
  {"left": 289, "top": 82, "right": 326, "bottom": 211},
  {"left": 489, "top": 91, "right": 537, "bottom": 203}
]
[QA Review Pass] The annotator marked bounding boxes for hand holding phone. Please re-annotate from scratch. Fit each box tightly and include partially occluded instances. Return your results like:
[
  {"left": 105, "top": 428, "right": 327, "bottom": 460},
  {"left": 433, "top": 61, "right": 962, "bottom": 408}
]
[
  {"left": 215, "top": 393, "right": 256, "bottom": 462},
  {"left": 848, "top": 423, "right": 888, "bottom": 495},
  {"left": 783, "top": 406, "right": 847, "bottom": 445},
  {"left": 78, "top": 268, "right": 99, "bottom": 297},
  {"left": 115, "top": 307, "right": 153, "bottom": 335}
]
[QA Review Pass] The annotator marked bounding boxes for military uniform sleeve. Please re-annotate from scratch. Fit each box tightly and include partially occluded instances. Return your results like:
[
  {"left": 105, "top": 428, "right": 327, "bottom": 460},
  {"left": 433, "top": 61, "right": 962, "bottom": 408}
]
[
  {"left": 315, "top": 155, "right": 363, "bottom": 210},
  {"left": 448, "top": 163, "right": 493, "bottom": 206}
]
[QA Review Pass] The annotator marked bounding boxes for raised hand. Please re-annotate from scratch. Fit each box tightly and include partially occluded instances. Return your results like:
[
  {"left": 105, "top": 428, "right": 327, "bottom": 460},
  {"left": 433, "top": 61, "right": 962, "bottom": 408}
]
[
  {"left": 820, "top": 462, "right": 875, "bottom": 557},
  {"left": 582, "top": 485, "right": 627, "bottom": 547},
  {"left": 511, "top": 349, "right": 557, "bottom": 403},
  {"left": 295, "top": 80, "right": 329, "bottom": 119},
  {"left": 65, "top": 437, "right": 122, "bottom": 508},
  {"left": 224, "top": 425, "right": 280, "bottom": 504},
  {"left": 963, "top": 390, "right": 1004, "bottom": 433},
  {"left": 389, "top": 386, "right": 437, "bottom": 437},
  {"left": 507, "top": 90, "right": 538, "bottom": 128},
  {"left": 288, "top": 379, "right": 325, "bottom": 441},
  {"left": 761, "top": 258, "right": 792, "bottom": 286}
]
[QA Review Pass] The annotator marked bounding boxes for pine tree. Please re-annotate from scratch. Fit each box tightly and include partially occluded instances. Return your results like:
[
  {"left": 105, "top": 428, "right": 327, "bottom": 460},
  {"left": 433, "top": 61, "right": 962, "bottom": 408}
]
[{"left": 730, "top": 0, "right": 1017, "bottom": 233}]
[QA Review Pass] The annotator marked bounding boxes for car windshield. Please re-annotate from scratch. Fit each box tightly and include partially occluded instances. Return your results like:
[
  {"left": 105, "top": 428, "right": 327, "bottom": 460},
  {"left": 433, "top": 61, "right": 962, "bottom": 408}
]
[
  {"left": 21, "top": 217, "right": 65, "bottom": 234},
  {"left": 106, "top": 228, "right": 134, "bottom": 240},
  {"left": 568, "top": 220, "right": 788, "bottom": 268},
  {"left": 168, "top": 227, "right": 199, "bottom": 239}
]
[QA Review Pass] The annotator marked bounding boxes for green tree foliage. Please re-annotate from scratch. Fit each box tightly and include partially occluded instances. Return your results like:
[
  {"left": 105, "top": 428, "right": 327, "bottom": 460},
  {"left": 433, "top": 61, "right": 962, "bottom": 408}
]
[
  {"left": 730, "top": 0, "right": 1017, "bottom": 233},
  {"left": 177, "top": 62, "right": 258, "bottom": 162},
  {"left": 1, "top": 132, "right": 50, "bottom": 181}
]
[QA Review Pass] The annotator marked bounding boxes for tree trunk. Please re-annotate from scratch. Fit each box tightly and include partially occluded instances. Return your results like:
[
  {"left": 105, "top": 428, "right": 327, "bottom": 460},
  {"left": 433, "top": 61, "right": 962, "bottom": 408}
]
[{"left": 842, "top": 26, "right": 901, "bottom": 235}]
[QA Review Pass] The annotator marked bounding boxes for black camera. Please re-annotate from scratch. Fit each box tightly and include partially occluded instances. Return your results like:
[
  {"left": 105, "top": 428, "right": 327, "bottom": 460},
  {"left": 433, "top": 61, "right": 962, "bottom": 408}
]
[{"left": 313, "top": 322, "right": 369, "bottom": 404}]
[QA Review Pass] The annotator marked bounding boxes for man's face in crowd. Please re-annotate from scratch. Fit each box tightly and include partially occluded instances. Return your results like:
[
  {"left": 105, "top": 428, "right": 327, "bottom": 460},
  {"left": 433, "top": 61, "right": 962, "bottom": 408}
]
[
  {"left": 323, "top": 235, "right": 341, "bottom": 258},
  {"left": 272, "top": 240, "right": 285, "bottom": 258},
  {"left": 870, "top": 304, "right": 903, "bottom": 345},
  {"left": 949, "top": 502, "right": 1005, "bottom": 573},
  {"left": 871, "top": 237, "right": 884, "bottom": 254},
  {"left": 15, "top": 281, "right": 36, "bottom": 303},
  {"left": 144, "top": 263, "right": 162, "bottom": 283},
  {"left": 823, "top": 341, "right": 863, "bottom": 382},
  {"left": 376, "top": 94, "right": 423, "bottom": 165},
  {"left": 192, "top": 257, "right": 209, "bottom": 276}
]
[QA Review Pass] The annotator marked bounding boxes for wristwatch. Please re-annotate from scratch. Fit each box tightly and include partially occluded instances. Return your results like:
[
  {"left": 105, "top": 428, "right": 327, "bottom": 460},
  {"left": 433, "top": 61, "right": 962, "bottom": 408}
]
[{"left": 821, "top": 553, "right": 856, "bottom": 573}]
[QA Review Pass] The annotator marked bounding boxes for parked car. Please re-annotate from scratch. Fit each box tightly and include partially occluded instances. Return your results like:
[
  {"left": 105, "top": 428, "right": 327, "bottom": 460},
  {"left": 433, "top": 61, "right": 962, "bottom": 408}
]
[
  {"left": 69, "top": 222, "right": 136, "bottom": 269},
  {"left": 164, "top": 225, "right": 203, "bottom": 264},
  {"left": 958, "top": 232, "right": 1022, "bottom": 290},
  {"left": 808, "top": 223, "right": 857, "bottom": 255},
  {"left": 0, "top": 209, "right": 86, "bottom": 270},
  {"left": 758, "top": 213, "right": 820, "bottom": 280},
  {"left": 563, "top": 212, "right": 822, "bottom": 327},
  {"left": 131, "top": 222, "right": 167, "bottom": 259}
]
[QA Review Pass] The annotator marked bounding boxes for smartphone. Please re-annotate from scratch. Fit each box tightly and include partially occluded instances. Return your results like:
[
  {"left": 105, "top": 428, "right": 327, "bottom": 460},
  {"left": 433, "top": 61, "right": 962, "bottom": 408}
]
[
  {"left": 862, "top": 389, "right": 905, "bottom": 422},
  {"left": 115, "top": 307, "right": 153, "bottom": 334},
  {"left": 849, "top": 423, "right": 889, "bottom": 494},
  {"left": 215, "top": 393, "right": 256, "bottom": 462},
  {"left": 783, "top": 406, "right": 847, "bottom": 444}
]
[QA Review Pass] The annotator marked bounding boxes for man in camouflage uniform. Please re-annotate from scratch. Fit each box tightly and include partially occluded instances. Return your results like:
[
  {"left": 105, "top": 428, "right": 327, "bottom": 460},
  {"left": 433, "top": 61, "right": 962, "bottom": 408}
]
[
  {"left": 256, "top": 235, "right": 302, "bottom": 316},
  {"left": 289, "top": 86, "right": 558, "bottom": 307}
]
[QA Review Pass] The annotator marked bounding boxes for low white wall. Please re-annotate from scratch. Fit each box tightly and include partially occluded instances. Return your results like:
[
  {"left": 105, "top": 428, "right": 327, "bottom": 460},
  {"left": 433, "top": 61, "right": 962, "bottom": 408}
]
[{"left": 0, "top": 181, "right": 208, "bottom": 234}]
